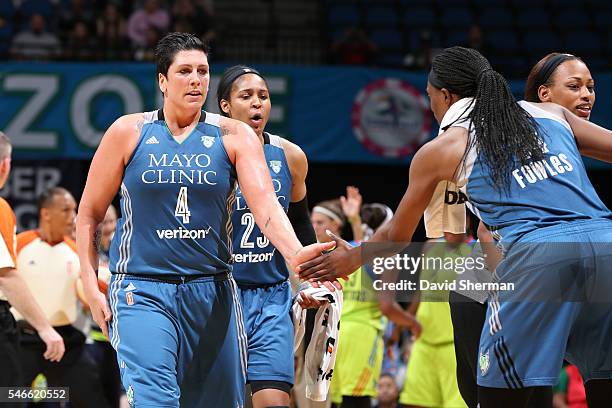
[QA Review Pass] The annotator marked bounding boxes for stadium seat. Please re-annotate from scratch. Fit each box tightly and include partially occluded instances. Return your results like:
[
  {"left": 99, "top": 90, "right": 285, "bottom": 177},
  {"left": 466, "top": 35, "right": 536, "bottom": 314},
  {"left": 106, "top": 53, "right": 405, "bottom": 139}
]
[
  {"left": 445, "top": 30, "right": 467, "bottom": 46},
  {"left": 327, "top": 4, "right": 361, "bottom": 26},
  {"left": 406, "top": 29, "right": 442, "bottom": 49},
  {"left": 521, "top": 30, "right": 560, "bottom": 56},
  {"left": 403, "top": 7, "right": 436, "bottom": 30},
  {"left": 18, "top": 0, "right": 54, "bottom": 20},
  {"left": 440, "top": 8, "right": 475, "bottom": 29},
  {"left": 582, "top": 56, "right": 608, "bottom": 72},
  {"left": 516, "top": 8, "right": 551, "bottom": 29},
  {"left": 563, "top": 30, "right": 602, "bottom": 57},
  {"left": 0, "top": 0, "right": 14, "bottom": 18},
  {"left": 486, "top": 30, "right": 520, "bottom": 53},
  {"left": 440, "top": 0, "right": 470, "bottom": 6},
  {"left": 508, "top": 0, "right": 540, "bottom": 7},
  {"left": 370, "top": 29, "right": 404, "bottom": 51},
  {"left": 398, "top": 0, "right": 435, "bottom": 7},
  {"left": 478, "top": 7, "right": 514, "bottom": 30},
  {"left": 593, "top": 10, "right": 612, "bottom": 31},
  {"left": 554, "top": 8, "right": 591, "bottom": 30},
  {"left": 365, "top": 5, "right": 399, "bottom": 27},
  {"left": 0, "top": 20, "right": 12, "bottom": 57},
  {"left": 377, "top": 52, "right": 405, "bottom": 67}
]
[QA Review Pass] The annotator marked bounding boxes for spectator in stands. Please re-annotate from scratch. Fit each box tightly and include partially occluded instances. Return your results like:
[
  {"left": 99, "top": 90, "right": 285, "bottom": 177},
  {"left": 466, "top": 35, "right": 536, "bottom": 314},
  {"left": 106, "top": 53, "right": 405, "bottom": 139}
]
[
  {"left": 340, "top": 186, "right": 364, "bottom": 242},
  {"left": 14, "top": 187, "right": 109, "bottom": 407},
  {"left": 311, "top": 199, "right": 346, "bottom": 244},
  {"left": 133, "top": 25, "right": 161, "bottom": 61},
  {"left": 403, "top": 30, "right": 433, "bottom": 70},
  {"left": 553, "top": 365, "right": 587, "bottom": 408},
  {"left": 330, "top": 26, "right": 378, "bottom": 66},
  {"left": 375, "top": 373, "right": 400, "bottom": 408},
  {"left": 462, "top": 24, "right": 488, "bottom": 57},
  {"left": 58, "top": 0, "right": 94, "bottom": 40},
  {"left": 10, "top": 13, "right": 61, "bottom": 60},
  {"left": 171, "top": 0, "right": 215, "bottom": 45},
  {"left": 96, "top": 2, "right": 129, "bottom": 60},
  {"left": 127, "top": 0, "right": 170, "bottom": 48},
  {"left": 64, "top": 20, "right": 97, "bottom": 61}
]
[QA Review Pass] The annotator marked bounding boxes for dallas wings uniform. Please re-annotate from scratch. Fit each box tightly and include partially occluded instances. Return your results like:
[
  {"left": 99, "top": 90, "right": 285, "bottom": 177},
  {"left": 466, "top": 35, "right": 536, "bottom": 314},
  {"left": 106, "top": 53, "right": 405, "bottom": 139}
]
[
  {"left": 231, "top": 132, "right": 295, "bottom": 386},
  {"left": 451, "top": 101, "right": 612, "bottom": 389},
  {"left": 107, "top": 110, "right": 246, "bottom": 408}
]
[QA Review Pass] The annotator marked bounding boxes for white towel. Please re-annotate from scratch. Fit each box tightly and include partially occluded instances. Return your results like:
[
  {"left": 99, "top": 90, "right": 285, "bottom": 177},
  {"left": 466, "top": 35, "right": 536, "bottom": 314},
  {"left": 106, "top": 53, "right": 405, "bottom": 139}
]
[
  {"left": 293, "top": 286, "right": 343, "bottom": 402},
  {"left": 424, "top": 97, "right": 474, "bottom": 238}
]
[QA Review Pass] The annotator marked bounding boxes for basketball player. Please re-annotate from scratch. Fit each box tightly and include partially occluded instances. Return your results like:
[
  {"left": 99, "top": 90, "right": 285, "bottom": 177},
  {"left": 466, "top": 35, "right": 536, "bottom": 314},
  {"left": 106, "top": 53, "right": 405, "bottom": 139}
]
[
  {"left": 298, "top": 46, "right": 612, "bottom": 408},
  {"left": 76, "top": 33, "right": 333, "bottom": 408},
  {"left": 450, "top": 52, "right": 596, "bottom": 408},
  {"left": 311, "top": 198, "right": 420, "bottom": 408},
  {"left": 0, "top": 131, "right": 64, "bottom": 387},
  {"left": 216, "top": 65, "right": 324, "bottom": 408}
]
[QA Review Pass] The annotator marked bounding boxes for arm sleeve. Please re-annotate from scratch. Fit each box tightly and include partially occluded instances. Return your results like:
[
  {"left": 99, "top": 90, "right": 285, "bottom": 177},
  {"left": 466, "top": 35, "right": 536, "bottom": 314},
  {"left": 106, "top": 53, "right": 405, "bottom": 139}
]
[{"left": 288, "top": 196, "right": 317, "bottom": 246}]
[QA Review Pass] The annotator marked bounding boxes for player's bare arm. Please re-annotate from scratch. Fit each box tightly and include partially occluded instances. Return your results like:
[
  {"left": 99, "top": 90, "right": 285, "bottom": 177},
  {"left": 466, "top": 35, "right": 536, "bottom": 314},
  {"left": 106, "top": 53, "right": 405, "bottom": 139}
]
[
  {"left": 535, "top": 102, "right": 612, "bottom": 162},
  {"left": 280, "top": 138, "right": 308, "bottom": 202},
  {"left": 220, "top": 116, "right": 333, "bottom": 271},
  {"left": 297, "top": 127, "right": 466, "bottom": 281},
  {"left": 76, "top": 113, "right": 142, "bottom": 337}
]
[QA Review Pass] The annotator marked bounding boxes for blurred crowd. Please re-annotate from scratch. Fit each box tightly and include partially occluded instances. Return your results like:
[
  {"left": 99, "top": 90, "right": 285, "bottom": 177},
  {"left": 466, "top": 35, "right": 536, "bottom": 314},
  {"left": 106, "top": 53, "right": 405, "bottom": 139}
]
[{"left": 1, "top": 0, "right": 216, "bottom": 61}]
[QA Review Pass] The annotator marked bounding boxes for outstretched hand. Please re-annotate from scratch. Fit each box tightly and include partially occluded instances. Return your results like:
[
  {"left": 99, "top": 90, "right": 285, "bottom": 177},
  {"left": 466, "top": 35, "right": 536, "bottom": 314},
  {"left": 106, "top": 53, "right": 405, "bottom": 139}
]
[
  {"left": 289, "top": 240, "right": 336, "bottom": 273},
  {"left": 296, "top": 230, "right": 361, "bottom": 282}
]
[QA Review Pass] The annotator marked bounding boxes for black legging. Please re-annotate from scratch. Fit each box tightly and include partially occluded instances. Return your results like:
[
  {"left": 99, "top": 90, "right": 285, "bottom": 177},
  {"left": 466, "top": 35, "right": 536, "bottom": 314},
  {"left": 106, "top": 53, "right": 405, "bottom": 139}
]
[
  {"left": 331, "top": 396, "right": 371, "bottom": 408},
  {"left": 449, "top": 291, "right": 552, "bottom": 408}
]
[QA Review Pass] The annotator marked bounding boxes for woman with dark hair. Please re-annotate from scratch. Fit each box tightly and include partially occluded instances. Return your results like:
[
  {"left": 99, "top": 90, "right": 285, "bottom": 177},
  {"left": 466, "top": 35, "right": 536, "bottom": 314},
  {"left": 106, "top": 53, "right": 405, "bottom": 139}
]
[
  {"left": 524, "top": 53, "right": 594, "bottom": 119},
  {"left": 298, "top": 46, "right": 612, "bottom": 408},
  {"left": 216, "top": 64, "right": 328, "bottom": 408},
  {"left": 450, "top": 51, "right": 596, "bottom": 408},
  {"left": 76, "top": 33, "right": 330, "bottom": 407}
]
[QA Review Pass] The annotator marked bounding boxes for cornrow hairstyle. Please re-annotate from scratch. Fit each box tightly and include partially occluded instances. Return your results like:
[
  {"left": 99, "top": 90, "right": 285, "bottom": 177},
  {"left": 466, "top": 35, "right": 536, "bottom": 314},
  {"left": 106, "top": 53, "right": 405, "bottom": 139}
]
[
  {"left": 524, "top": 53, "right": 582, "bottom": 102},
  {"left": 429, "top": 46, "right": 544, "bottom": 191}
]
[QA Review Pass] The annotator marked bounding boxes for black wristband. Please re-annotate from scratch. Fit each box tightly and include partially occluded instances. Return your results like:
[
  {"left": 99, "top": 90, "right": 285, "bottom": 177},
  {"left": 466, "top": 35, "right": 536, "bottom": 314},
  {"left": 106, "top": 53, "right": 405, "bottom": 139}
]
[{"left": 288, "top": 196, "right": 317, "bottom": 246}]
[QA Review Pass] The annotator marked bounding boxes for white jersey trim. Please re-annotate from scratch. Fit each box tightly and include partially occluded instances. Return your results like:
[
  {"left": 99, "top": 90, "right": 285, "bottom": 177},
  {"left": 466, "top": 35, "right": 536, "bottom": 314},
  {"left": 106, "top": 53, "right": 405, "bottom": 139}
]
[
  {"left": 518, "top": 101, "right": 572, "bottom": 133},
  {"left": 267, "top": 133, "right": 283, "bottom": 149},
  {"left": 142, "top": 110, "right": 158, "bottom": 124},
  {"left": 204, "top": 112, "right": 221, "bottom": 127}
]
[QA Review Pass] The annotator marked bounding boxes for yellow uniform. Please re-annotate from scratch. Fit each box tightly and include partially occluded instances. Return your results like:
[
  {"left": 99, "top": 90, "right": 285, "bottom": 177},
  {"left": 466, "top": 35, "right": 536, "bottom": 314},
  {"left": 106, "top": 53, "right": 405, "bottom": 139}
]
[
  {"left": 400, "top": 240, "right": 470, "bottom": 408},
  {"left": 331, "top": 266, "right": 386, "bottom": 403}
]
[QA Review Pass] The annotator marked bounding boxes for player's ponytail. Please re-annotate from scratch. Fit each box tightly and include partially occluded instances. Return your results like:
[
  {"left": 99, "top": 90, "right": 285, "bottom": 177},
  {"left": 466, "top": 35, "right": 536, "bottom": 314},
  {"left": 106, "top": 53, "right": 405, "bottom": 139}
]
[{"left": 429, "top": 47, "right": 544, "bottom": 190}]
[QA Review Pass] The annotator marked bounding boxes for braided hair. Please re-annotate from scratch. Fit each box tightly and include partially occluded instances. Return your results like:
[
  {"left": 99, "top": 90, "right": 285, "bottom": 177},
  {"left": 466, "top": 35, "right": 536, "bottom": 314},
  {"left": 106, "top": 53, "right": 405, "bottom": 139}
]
[{"left": 429, "top": 47, "right": 544, "bottom": 190}]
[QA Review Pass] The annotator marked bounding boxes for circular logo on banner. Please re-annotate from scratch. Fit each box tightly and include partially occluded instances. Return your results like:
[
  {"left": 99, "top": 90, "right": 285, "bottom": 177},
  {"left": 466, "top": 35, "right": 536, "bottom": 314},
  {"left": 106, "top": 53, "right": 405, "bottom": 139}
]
[{"left": 352, "top": 78, "right": 431, "bottom": 158}]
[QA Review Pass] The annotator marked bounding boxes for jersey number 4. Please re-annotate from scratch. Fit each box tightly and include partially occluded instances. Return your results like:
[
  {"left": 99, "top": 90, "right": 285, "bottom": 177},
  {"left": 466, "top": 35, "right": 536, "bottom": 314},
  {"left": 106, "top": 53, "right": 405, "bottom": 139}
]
[{"left": 175, "top": 186, "right": 191, "bottom": 224}]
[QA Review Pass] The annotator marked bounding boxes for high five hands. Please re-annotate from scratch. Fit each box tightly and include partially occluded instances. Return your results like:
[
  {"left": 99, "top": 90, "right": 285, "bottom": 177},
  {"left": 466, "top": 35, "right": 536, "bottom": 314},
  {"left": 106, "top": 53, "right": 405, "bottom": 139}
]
[{"left": 296, "top": 230, "right": 361, "bottom": 283}]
